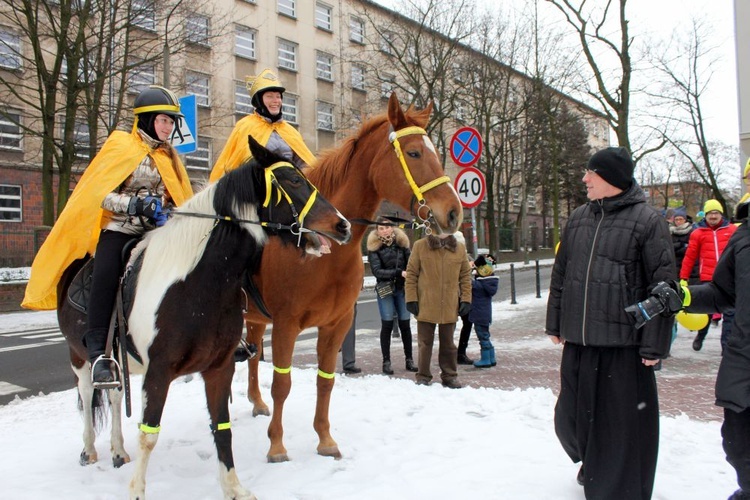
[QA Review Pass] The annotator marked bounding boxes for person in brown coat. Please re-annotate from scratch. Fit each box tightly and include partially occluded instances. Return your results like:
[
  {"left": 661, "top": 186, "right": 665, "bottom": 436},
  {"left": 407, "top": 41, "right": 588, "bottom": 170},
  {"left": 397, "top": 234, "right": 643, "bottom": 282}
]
[{"left": 405, "top": 233, "right": 472, "bottom": 388}]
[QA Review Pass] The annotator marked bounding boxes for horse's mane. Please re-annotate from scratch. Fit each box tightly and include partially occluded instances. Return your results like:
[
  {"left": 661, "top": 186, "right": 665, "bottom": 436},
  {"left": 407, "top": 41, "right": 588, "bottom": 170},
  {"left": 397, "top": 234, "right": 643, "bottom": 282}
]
[{"left": 310, "top": 114, "right": 389, "bottom": 195}]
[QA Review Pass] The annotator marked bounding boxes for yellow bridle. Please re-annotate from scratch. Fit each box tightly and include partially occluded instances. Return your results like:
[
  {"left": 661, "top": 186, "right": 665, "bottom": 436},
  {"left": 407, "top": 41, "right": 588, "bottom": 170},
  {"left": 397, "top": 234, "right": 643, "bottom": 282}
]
[
  {"left": 263, "top": 161, "right": 318, "bottom": 226},
  {"left": 388, "top": 126, "right": 450, "bottom": 222}
]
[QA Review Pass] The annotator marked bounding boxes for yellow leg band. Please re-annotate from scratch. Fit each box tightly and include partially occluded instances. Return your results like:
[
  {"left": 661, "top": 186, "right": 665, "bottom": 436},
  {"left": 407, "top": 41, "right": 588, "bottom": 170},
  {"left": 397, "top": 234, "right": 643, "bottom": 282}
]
[
  {"left": 274, "top": 365, "right": 292, "bottom": 374},
  {"left": 317, "top": 369, "right": 335, "bottom": 379},
  {"left": 212, "top": 422, "right": 231, "bottom": 432},
  {"left": 139, "top": 423, "right": 160, "bottom": 434}
]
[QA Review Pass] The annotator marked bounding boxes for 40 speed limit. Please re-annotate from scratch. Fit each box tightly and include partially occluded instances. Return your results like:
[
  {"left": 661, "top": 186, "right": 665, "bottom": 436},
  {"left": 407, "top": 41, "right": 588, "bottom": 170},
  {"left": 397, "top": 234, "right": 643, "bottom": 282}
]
[{"left": 454, "top": 166, "right": 486, "bottom": 209}]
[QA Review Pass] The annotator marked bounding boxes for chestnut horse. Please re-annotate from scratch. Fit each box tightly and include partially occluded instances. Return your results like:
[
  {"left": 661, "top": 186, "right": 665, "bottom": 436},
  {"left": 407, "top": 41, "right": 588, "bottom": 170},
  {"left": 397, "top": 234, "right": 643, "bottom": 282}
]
[
  {"left": 57, "top": 138, "right": 350, "bottom": 499},
  {"left": 244, "top": 93, "right": 463, "bottom": 462}
]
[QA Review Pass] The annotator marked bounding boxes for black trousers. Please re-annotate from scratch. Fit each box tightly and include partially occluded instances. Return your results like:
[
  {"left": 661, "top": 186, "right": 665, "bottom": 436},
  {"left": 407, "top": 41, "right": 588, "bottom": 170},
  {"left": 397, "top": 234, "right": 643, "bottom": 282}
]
[
  {"left": 555, "top": 343, "right": 659, "bottom": 500},
  {"left": 723, "top": 407, "right": 750, "bottom": 492},
  {"left": 84, "top": 230, "right": 134, "bottom": 360}
]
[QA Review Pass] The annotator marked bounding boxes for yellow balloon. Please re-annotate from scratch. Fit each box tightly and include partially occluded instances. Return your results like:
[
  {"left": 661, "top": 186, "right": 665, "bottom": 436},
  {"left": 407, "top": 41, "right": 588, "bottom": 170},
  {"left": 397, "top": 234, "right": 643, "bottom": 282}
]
[{"left": 676, "top": 311, "right": 709, "bottom": 331}]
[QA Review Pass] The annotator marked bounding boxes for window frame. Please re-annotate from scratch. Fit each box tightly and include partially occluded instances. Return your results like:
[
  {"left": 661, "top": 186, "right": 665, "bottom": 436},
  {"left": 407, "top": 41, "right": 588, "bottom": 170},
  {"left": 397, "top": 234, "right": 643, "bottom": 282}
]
[
  {"left": 127, "top": 60, "right": 156, "bottom": 94},
  {"left": 235, "top": 25, "right": 256, "bottom": 60},
  {"left": 131, "top": 0, "right": 156, "bottom": 31},
  {"left": 0, "top": 110, "right": 22, "bottom": 151},
  {"left": 186, "top": 14, "right": 211, "bottom": 46},
  {"left": 282, "top": 93, "right": 299, "bottom": 125},
  {"left": 315, "top": 2, "right": 333, "bottom": 31},
  {"left": 277, "top": 0, "right": 296, "bottom": 18},
  {"left": 380, "top": 73, "right": 394, "bottom": 99},
  {"left": 0, "top": 184, "right": 22, "bottom": 222},
  {"left": 0, "top": 28, "right": 21, "bottom": 70},
  {"left": 185, "top": 137, "right": 212, "bottom": 172},
  {"left": 234, "top": 80, "right": 254, "bottom": 115},
  {"left": 349, "top": 16, "right": 365, "bottom": 44},
  {"left": 316, "top": 101, "right": 334, "bottom": 131},
  {"left": 316, "top": 51, "right": 333, "bottom": 81},
  {"left": 351, "top": 64, "right": 365, "bottom": 91},
  {"left": 186, "top": 70, "right": 211, "bottom": 107},
  {"left": 277, "top": 38, "right": 298, "bottom": 72}
]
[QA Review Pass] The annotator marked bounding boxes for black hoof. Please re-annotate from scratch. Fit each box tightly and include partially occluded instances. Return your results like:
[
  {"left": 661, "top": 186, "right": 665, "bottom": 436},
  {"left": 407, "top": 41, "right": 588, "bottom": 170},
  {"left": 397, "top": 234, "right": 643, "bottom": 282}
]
[
  {"left": 113, "top": 455, "right": 127, "bottom": 468},
  {"left": 79, "top": 450, "right": 93, "bottom": 466}
]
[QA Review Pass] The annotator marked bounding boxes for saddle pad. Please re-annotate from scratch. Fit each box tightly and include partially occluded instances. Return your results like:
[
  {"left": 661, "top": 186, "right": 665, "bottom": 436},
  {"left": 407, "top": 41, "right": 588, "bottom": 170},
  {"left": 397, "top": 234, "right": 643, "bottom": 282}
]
[{"left": 67, "top": 258, "right": 94, "bottom": 313}]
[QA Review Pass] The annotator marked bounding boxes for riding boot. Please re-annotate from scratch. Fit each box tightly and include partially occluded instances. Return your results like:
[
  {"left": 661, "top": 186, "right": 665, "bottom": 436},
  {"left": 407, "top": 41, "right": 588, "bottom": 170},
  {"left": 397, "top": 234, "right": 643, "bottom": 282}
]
[
  {"left": 380, "top": 320, "right": 394, "bottom": 373},
  {"left": 83, "top": 327, "right": 115, "bottom": 383}
]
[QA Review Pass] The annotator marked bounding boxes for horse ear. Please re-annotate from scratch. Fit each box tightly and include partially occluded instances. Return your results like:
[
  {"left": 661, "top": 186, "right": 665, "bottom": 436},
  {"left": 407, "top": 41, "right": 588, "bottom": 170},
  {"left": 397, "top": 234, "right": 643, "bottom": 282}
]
[
  {"left": 409, "top": 101, "right": 433, "bottom": 128},
  {"left": 248, "top": 135, "right": 270, "bottom": 164},
  {"left": 387, "top": 92, "right": 408, "bottom": 130}
]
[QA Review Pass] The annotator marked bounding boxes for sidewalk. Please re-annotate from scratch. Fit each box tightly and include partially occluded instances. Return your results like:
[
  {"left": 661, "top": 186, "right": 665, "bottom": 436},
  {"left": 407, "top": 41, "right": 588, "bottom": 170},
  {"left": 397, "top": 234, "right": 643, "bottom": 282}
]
[{"left": 287, "top": 292, "right": 724, "bottom": 423}]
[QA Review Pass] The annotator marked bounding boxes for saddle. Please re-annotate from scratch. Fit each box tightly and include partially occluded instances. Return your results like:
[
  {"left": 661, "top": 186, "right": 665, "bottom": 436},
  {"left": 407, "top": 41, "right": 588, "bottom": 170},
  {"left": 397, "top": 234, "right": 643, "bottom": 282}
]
[{"left": 67, "top": 237, "right": 144, "bottom": 365}]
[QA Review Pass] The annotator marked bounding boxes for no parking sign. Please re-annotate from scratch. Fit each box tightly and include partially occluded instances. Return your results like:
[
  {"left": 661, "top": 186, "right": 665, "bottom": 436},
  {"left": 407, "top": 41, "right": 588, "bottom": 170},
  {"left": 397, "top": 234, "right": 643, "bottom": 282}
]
[{"left": 450, "top": 127, "right": 483, "bottom": 167}]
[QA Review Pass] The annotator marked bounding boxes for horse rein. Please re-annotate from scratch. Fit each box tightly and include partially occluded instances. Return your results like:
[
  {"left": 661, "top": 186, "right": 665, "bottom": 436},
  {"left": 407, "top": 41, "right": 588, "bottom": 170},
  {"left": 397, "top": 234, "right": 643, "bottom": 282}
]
[{"left": 388, "top": 126, "right": 451, "bottom": 234}]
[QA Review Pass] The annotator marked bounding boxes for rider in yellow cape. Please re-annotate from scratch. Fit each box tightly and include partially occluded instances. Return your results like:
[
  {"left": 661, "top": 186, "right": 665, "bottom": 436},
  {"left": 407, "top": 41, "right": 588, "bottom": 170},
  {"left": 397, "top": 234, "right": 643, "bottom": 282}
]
[
  {"left": 22, "top": 87, "right": 193, "bottom": 312},
  {"left": 209, "top": 68, "right": 315, "bottom": 182}
]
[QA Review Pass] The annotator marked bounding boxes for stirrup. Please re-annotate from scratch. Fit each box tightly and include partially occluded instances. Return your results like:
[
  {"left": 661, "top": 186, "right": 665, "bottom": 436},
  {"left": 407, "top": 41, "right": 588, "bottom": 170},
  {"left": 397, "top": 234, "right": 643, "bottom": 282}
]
[
  {"left": 234, "top": 339, "right": 258, "bottom": 363},
  {"left": 90, "top": 355, "right": 122, "bottom": 390}
]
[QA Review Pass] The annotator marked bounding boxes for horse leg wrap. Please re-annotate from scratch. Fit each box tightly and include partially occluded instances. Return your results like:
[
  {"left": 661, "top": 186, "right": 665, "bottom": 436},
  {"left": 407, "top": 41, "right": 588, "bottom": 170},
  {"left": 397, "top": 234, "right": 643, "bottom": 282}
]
[
  {"left": 139, "top": 423, "right": 161, "bottom": 434},
  {"left": 317, "top": 369, "right": 335, "bottom": 379},
  {"left": 273, "top": 365, "right": 292, "bottom": 374},
  {"left": 211, "top": 422, "right": 232, "bottom": 434}
]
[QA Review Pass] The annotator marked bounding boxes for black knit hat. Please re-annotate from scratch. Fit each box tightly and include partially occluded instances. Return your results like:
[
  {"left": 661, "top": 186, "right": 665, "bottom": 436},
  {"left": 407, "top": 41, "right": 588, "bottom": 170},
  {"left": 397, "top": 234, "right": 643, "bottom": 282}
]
[{"left": 587, "top": 147, "right": 634, "bottom": 191}]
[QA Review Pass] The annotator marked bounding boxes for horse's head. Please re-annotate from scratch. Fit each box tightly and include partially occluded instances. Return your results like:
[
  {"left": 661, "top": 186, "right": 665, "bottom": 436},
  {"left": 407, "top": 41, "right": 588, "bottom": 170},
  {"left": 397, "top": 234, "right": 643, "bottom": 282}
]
[
  {"left": 244, "top": 136, "right": 350, "bottom": 255},
  {"left": 375, "top": 93, "right": 463, "bottom": 235}
]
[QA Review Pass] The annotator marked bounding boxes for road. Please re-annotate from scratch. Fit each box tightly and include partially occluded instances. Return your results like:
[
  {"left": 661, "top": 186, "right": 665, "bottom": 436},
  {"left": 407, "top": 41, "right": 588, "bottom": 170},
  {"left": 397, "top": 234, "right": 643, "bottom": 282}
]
[{"left": 0, "top": 264, "right": 551, "bottom": 406}]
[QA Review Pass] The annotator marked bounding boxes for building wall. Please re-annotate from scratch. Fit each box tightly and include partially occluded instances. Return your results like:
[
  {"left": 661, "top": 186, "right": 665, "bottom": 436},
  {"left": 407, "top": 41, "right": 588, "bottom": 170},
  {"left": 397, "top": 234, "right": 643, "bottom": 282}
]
[{"left": 0, "top": 0, "right": 608, "bottom": 264}]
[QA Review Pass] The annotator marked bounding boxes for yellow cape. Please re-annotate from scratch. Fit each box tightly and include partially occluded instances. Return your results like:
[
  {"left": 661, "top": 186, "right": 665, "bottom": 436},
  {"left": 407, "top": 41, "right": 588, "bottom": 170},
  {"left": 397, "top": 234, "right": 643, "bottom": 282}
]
[
  {"left": 21, "top": 129, "right": 194, "bottom": 311},
  {"left": 209, "top": 112, "right": 315, "bottom": 182}
]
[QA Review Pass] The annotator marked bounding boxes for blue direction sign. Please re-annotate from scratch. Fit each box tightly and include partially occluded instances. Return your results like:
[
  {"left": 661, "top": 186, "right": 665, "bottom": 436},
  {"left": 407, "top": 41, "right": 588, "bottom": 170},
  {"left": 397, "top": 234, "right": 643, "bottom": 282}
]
[
  {"left": 450, "top": 126, "right": 483, "bottom": 168},
  {"left": 173, "top": 94, "right": 197, "bottom": 154}
]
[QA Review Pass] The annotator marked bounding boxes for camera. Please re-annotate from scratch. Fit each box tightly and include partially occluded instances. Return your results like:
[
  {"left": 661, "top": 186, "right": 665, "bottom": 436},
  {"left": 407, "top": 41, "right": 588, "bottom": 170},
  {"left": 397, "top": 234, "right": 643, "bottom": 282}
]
[{"left": 625, "top": 280, "right": 684, "bottom": 329}]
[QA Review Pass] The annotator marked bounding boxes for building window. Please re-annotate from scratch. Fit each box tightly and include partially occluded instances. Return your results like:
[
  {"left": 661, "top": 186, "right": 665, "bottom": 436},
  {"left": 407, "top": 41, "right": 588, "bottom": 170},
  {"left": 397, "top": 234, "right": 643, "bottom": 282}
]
[
  {"left": 127, "top": 61, "right": 155, "bottom": 94},
  {"left": 379, "top": 31, "right": 394, "bottom": 55},
  {"left": 0, "top": 29, "right": 21, "bottom": 70},
  {"left": 351, "top": 64, "right": 365, "bottom": 91},
  {"left": 0, "top": 184, "right": 22, "bottom": 222},
  {"left": 512, "top": 189, "right": 521, "bottom": 207},
  {"left": 317, "top": 101, "right": 334, "bottom": 131},
  {"left": 349, "top": 16, "right": 364, "bottom": 44},
  {"left": 315, "top": 2, "right": 332, "bottom": 31},
  {"left": 235, "top": 25, "right": 256, "bottom": 59},
  {"left": 186, "top": 14, "right": 210, "bottom": 46},
  {"left": 673, "top": 186, "right": 681, "bottom": 196},
  {"left": 185, "top": 138, "right": 211, "bottom": 171},
  {"left": 278, "top": 39, "right": 297, "bottom": 71},
  {"left": 73, "top": 120, "right": 90, "bottom": 159},
  {"left": 316, "top": 52, "right": 333, "bottom": 81},
  {"left": 381, "top": 74, "right": 394, "bottom": 99},
  {"left": 455, "top": 102, "right": 466, "bottom": 122},
  {"left": 186, "top": 70, "right": 210, "bottom": 107},
  {"left": 235, "top": 80, "right": 253, "bottom": 115},
  {"left": 0, "top": 110, "right": 21, "bottom": 150},
  {"left": 131, "top": 0, "right": 155, "bottom": 31},
  {"left": 278, "top": 0, "right": 295, "bottom": 18},
  {"left": 282, "top": 94, "right": 298, "bottom": 124},
  {"left": 527, "top": 194, "right": 536, "bottom": 209}
]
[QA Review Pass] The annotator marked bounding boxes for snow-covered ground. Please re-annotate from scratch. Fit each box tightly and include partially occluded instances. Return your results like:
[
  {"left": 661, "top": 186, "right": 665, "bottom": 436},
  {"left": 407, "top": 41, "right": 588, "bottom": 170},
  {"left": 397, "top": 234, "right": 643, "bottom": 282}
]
[{"left": 0, "top": 295, "right": 739, "bottom": 500}]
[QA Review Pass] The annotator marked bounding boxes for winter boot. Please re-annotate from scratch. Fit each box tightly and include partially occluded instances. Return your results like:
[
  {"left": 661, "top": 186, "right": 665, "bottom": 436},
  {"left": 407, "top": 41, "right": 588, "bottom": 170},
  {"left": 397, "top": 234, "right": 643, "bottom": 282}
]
[
  {"left": 457, "top": 318, "right": 473, "bottom": 364},
  {"left": 398, "top": 319, "right": 415, "bottom": 366},
  {"left": 693, "top": 327, "right": 709, "bottom": 351},
  {"left": 382, "top": 360, "right": 394, "bottom": 375},
  {"left": 457, "top": 352, "right": 474, "bottom": 365},
  {"left": 473, "top": 340, "right": 494, "bottom": 368},
  {"left": 405, "top": 358, "right": 417, "bottom": 372},
  {"left": 83, "top": 328, "right": 118, "bottom": 387},
  {"left": 489, "top": 345, "right": 496, "bottom": 367}
]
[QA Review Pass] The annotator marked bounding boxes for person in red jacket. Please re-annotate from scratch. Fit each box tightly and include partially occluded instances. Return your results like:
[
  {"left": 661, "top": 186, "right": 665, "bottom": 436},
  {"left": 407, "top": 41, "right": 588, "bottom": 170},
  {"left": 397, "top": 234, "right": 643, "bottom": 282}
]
[{"left": 680, "top": 199, "right": 737, "bottom": 352}]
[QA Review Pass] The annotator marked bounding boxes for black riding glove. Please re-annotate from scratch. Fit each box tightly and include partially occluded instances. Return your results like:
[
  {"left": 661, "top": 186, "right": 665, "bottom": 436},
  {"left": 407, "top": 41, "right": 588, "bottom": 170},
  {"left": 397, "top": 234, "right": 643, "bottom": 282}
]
[
  {"left": 458, "top": 301, "right": 471, "bottom": 317},
  {"left": 406, "top": 302, "right": 419, "bottom": 316}
]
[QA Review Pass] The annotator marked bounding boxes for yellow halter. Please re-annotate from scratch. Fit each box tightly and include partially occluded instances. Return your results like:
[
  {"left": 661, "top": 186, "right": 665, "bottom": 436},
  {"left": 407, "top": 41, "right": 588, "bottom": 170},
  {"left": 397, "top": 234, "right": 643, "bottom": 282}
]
[
  {"left": 388, "top": 126, "right": 450, "bottom": 221},
  {"left": 263, "top": 161, "right": 318, "bottom": 226}
]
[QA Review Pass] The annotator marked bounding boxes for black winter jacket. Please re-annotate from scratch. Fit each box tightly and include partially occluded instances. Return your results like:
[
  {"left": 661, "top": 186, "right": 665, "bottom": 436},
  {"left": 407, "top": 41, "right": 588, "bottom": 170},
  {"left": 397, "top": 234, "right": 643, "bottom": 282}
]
[
  {"left": 545, "top": 184, "right": 676, "bottom": 359},
  {"left": 367, "top": 228, "right": 411, "bottom": 290},
  {"left": 686, "top": 222, "right": 750, "bottom": 412}
]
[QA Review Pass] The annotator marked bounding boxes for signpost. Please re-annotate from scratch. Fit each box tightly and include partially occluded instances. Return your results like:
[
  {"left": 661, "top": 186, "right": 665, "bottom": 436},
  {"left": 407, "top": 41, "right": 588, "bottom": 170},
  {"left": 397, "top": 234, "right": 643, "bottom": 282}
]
[
  {"left": 173, "top": 94, "right": 197, "bottom": 154},
  {"left": 450, "top": 128, "right": 484, "bottom": 257}
]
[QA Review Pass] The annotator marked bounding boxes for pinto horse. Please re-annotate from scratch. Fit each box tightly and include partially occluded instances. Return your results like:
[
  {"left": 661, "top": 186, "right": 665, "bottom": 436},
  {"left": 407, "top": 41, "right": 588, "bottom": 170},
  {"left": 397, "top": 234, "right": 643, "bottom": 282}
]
[
  {"left": 244, "top": 92, "right": 463, "bottom": 462},
  {"left": 56, "top": 137, "right": 350, "bottom": 499}
]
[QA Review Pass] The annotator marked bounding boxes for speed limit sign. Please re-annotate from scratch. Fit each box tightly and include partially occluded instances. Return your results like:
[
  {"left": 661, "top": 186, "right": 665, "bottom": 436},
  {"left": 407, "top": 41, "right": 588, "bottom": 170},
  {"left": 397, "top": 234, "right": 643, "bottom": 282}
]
[{"left": 454, "top": 166, "right": 486, "bottom": 209}]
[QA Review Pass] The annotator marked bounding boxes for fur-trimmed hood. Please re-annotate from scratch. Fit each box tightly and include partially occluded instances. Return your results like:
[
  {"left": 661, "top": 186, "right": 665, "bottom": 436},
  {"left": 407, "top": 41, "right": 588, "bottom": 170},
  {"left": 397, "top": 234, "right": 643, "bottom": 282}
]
[{"left": 366, "top": 226, "right": 410, "bottom": 252}]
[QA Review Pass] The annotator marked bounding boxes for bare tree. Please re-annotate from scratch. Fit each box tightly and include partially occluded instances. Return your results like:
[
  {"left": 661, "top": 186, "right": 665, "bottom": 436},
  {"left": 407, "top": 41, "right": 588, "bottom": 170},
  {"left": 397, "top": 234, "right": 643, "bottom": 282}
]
[
  {"left": 647, "top": 17, "right": 731, "bottom": 211},
  {"left": 545, "top": 0, "right": 634, "bottom": 151}
]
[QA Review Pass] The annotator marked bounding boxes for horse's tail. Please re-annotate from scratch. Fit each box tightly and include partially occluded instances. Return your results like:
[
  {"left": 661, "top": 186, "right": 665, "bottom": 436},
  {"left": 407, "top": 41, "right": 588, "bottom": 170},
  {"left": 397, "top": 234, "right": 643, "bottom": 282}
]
[{"left": 77, "top": 387, "right": 110, "bottom": 434}]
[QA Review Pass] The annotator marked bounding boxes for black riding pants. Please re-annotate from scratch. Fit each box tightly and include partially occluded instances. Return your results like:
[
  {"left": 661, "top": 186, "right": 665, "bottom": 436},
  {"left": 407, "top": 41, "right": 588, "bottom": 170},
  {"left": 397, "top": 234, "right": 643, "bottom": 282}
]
[
  {"left": 723, "top": 407, "right": 750, "bottom": 492},
  {"left": 84, "top": 230, "right": 134, "bottom": 359},
  {"left": 554, "top": 342, "right": 659, "bottom": 500}
]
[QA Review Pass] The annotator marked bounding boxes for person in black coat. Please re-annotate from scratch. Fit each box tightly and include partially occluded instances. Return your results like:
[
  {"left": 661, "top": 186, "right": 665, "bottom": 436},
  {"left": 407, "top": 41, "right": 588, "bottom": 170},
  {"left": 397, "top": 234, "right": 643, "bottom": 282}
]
[
  {"left": 682, "top": 200, "right": 750, "bottom": 500},
  {"left": 468, "top": 256, "right": 499, "bottom": 368},
  {"left": 367, "top": 222, "right": 417, "bottom": 374},
  {"left": 546, "top": 147, "right": 676, "bottom": 500}
]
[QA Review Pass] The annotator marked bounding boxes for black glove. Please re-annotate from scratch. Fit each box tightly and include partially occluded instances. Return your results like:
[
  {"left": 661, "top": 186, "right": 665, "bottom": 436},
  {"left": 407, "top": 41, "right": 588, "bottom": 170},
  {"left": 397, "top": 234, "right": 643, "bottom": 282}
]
[
  {"left": 625, "top": 280, "right": 684, "bottom": 329},
  {"left": 128, "top": 195, "right": 161, "bottom": 219},
  {"left": 458, "top": 301, "right": 471, "bottom": 317},
  {"left": 406, "top": 302, "right": 419, "bottom": 316}
]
